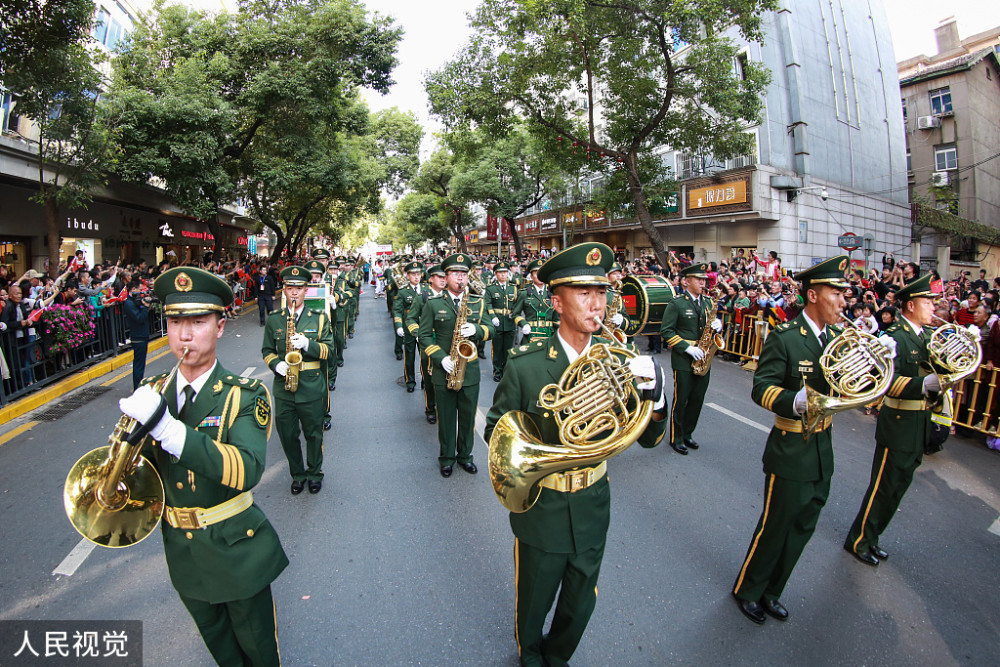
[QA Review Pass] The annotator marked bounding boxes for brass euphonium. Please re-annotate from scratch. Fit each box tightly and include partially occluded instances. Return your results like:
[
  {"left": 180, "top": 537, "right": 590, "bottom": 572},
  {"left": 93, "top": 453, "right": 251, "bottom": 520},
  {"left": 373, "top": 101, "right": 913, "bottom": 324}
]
[
  {"left": 925, "top": 314, "right": 982, "bottom": 412},
  {"left": 488, "top": 318, "right": 660, "bottom": 513},
  {"left": 801, "top": 318, "right": 893, "bottom": 439},
  {"left": 64, "top": 348, "right": 188, "bottom": 547}
]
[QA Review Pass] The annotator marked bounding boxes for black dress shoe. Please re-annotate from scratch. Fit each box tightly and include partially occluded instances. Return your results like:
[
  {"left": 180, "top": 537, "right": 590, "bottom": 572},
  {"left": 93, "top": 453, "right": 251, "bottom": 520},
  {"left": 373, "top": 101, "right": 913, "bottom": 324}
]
[
  {"left": 844, "top": 544, "right": 879, "bottom": 566},
  {"left": 396, "top": 353, "right": 403, "bottom": 360},
  {"left": 870, "top": 545, "right": 889, "bottom": 560},
  {"left": 459, "top": 462, "right": 478, "bottom": 474},
  {"left": 406, "top": 386, "right": 415, "bottom": 393},
  {"left": 337, "top": 361, "right": 344, "bottom": 367},
  {"left": 290, "top": 480, "right": 305, "bottom": 495},
  {"left": 670, "top": 441, "right": 689, "bottom": 455},
  {"left": 426, "top": 414, "right": 437, "bottom": 424},
  {"left": 684, "top": 438, "right": 699, "bottom": 450},
  {"left": 440, "top": 465, "right": 453, "bottom": 478},
  {"left": 478, "top": 352, "right": 486, "bottom": 359},
  {"left": 323, "top": 419, "right": 332, "bottom": 431},
  {"left": 733, "top": 594, "right": 765, "bottom": 625},
  {"left": 308, "top": 480, "right": 322, "bottom": 494},
  {"left": 349, "top": 332, "right": 354, "bottom": 339},
  {"left": 763, "top": 599, "right": 788, "bottom": 621},
  {"left": 328, "top": 382, "right": 335, "bottom": 391},
  {"left": 494, "top": 373, "right": 502, "bottom": 382}
]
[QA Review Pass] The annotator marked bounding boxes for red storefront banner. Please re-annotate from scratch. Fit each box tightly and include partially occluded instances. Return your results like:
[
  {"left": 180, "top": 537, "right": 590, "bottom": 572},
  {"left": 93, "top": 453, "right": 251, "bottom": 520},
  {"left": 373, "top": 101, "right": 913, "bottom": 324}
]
[{"left": 485, "top": 214, "right": 513, "bottom": 241}]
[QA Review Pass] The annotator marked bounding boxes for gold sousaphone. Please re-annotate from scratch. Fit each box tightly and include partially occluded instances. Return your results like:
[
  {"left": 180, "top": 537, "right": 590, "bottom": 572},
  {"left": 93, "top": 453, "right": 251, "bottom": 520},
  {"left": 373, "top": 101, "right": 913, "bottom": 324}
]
[
  {"left": 801, "top": 320, "right": 892, "bottom": 438},
  {"left": 488, "top": 319, "right": 660, "bottom": 513}
]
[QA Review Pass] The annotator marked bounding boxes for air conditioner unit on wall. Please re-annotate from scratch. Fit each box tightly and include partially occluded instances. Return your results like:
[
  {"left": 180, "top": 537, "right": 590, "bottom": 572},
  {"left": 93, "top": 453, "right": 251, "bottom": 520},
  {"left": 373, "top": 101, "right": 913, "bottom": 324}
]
[
  {"left": 917, "top": 115, "right": 941, "bottom": 130},
  {"left": 931, "top": 171, "right": 950, "bottom": 187}
]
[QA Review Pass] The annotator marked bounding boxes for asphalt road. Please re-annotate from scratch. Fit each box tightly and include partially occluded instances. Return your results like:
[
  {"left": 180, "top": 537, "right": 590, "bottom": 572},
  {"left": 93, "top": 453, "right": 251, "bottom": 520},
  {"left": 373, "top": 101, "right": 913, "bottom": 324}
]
[{"left": 0, "top": 296, "right": 998, "bottom": 666}]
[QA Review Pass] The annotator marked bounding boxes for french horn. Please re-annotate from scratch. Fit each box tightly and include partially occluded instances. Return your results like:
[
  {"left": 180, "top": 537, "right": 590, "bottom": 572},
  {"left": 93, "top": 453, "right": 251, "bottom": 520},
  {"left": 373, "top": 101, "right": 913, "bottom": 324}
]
[{"left": 925, "top": 315, "right": 982, "bottom": 412}]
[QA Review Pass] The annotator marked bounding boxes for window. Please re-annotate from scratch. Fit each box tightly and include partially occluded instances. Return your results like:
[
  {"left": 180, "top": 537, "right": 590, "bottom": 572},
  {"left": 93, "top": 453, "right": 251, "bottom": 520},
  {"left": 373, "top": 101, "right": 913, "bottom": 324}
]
[
  {"left": 734, "top": 52, "right": 749, "bottom": 81},
  {"left": 929, "top": 87, "right": 952, "bottom": 115},
  {"left": 93, "top": 7, "right": 109, "bottom": 44},
  {"left": 901, "top": 98, "right": 907, "bottom": 120},
  {"left": 105, "top": 18, "right": 123, "bottom": 50},
  {"left": 906, "top": 151, "right": 912, "bottom": 172},
  {"left": 935, "top": 145, "right": 957, "bottom": 171}
]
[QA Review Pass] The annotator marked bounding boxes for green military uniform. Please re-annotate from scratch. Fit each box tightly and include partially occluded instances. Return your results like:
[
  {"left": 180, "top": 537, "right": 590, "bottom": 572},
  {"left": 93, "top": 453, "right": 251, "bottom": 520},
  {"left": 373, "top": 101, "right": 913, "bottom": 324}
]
[
  {"left": 605, "top": 263, "right": 630, "bottom": 333},
  {"left": 306, "top": 260, "right": 334, "bottom": 430},
  {"left": 323, "top": 263, "right": 342, "bottom": 388},
  {"left": 845, "top": 274, "right": 936, "bottom": 562},
  {"left": 345, "top": 260, "right": 361, "bottom": 338},
  {"left": 145, "top": 267, "right": 287, "bottom": 666},
  {"left": 393, "top": 261, "right": 426, "bottom": 392},
  {"left": 733, "top": 256, "right": 850, "bottom": 621},
  {"left": 485, "top": 262, "right": 518, "bottom": 380},
  {"left": 407, "top": 264, "right": 445, "bottom": 422},
  {"left": 262, "top": 266, "right": 334, "bottom": 492},
  {"left": 472, "top": 262, "right": 489, "bottom": 360},
  {"left": 418, "top": 253, "right": 494, "bottom": 472},
  {"left": 483, "top": 243, "right": 666, "bottom": 667},
  {"left": 512, "top": 261, "right": 558, "bottom": 343},
  {"left": 659, "top": 264, "right": 717, "bottom": 454},
  {"left": 386, "top": 258, "right": 399, "bottom": 318}
]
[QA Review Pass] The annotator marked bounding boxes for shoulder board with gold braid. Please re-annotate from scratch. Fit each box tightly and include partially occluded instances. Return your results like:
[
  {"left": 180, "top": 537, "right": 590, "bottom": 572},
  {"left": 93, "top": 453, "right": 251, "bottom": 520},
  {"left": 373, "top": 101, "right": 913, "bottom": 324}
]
[
  {"left": 219, "top": 373, "right": 262, "bottom": 390},
  {"left": 509, "top": 340, "right": 547, "bottom": 359}
]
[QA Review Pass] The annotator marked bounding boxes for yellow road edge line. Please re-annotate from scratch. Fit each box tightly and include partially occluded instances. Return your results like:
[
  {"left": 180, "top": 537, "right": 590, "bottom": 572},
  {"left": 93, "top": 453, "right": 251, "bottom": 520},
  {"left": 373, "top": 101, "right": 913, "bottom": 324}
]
[{"left": 0, "top": 420, "right": 39, "bottom": 448}]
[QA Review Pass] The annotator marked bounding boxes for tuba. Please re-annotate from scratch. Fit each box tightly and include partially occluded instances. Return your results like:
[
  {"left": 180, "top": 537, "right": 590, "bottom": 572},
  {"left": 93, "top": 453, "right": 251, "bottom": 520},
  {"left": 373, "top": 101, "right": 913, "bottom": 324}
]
[
  {"left": 446, "top": 288, "right": 478, "bottom": 390},
  {"left": 64, "top": 348, "right": 187, "bottom": 547},
  {"left": 284, "top": 299, "right": 302, "bottom": 393},
  {"left": 488, "top": 318, "right": 661, "bottom": 513},
  {"left": 925, "top": 315, "right": 982, "bottom": 412},
  {"left": 801, "top": 319, "right": 892, "bottom": 439}
]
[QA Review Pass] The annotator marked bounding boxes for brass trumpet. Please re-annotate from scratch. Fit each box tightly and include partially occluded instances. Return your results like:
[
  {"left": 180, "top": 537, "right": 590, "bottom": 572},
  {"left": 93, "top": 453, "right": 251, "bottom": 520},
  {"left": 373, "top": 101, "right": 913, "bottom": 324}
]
[
  {"left": 488, "top": 317, "right": 658, "bottom": 513},
  {"left": 64, "top": 348, "right": 188, "bottom": 547}
]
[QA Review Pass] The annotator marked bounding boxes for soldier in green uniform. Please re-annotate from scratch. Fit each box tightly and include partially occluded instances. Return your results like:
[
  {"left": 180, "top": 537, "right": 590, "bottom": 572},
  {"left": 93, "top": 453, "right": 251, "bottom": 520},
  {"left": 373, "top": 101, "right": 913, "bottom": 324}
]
[
  {"left": 512, "top": 259, "right": 558, "bottom": 343},
  {"left": 472, "top": 260, "right": 489, "bottom": 359},
  {"left": 393, "top": 261, "right": 426, "bottom": 393},
  {"left": 345, "top": 257, "right": 361, "bottom": 339},
  {"left": 484, "top": 242, "right": 667, "bottom": 667},
  {"left": 843, "top": 273, "right": 941, "bottom": 566},
  {"left": 732, "top": 255, "right": 852, "bottom": 624},
  {"left": 305, "top": 260, "right": 334, "bottom": 431},
  {"left": 659, "top": 263, "right": 723, "bottom": 454},
  {"left": 605, "top": 262, "right": 629, "bottom": 332},
  {"left": 386, "top": 256, "right": 399, "bottom": 320},
  {"left": 119, "top": 266, "right": 287, "bottom": 666},
  {"left": 418, "top": 253, "right": 494, "bottom": 476},
  {"left": 262, "top": 265, "right": 334, "bottom": 495},
  {"left": 407, "top": 263, "right": 447, "bottom": 423},
  {"left": 485, "top": 261, "right": 518, "bottom": 381},
  {"left": 324, "top": 259, "right": 343, "bottom": 389}
]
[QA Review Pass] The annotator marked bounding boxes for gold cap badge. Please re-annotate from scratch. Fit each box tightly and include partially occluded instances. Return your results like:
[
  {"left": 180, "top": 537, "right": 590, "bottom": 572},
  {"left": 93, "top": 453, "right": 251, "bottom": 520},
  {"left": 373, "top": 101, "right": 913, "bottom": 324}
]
[
  {"left": 175, "top": 272, "right": 193, "bottom": 292},
  {"left": 839, "top": 259, "right": 848, "bottom": 271},
  {"left": 586, "top": 248, "right": 601, "bottom": 266}
]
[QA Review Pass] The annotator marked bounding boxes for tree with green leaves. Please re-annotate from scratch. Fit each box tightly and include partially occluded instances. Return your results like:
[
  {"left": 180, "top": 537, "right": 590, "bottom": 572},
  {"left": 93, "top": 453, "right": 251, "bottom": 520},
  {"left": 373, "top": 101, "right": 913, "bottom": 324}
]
[
  {"left": 372, "top": 107, "right": 423, "bottom": 198},
  {"left": 427, "top": 0, "right": 775, "bottom": 268},
  {"left": 412, "top": 148, "right": 473, "bottom": 253},
  {"left": 1, "top": 0, "right": 117, "bottom": 272},
  {"left": 390, "top": 192, "right": 449, "bottom": 250},
  {"left": 109, "top": 0, "right": 401, "bottom": 257}
]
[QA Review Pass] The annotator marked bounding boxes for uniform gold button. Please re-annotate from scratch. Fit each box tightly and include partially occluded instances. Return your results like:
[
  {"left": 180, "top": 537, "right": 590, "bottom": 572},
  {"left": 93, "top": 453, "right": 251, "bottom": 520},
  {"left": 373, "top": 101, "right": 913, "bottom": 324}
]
[
  {"left": 185, "top": 532, "right": 193, "bottom": 540},
  {"left": 544, "top": 412, "right": 550, "bottom": 418},
  {"left": 246, "top": 529, "right": 255, "bottom": 537},
  {"left": 781, "top": 431, "right": 787, "bottom": 436},
  {"left": 176, "top": 482, "right": 184, "bottom": 489}
]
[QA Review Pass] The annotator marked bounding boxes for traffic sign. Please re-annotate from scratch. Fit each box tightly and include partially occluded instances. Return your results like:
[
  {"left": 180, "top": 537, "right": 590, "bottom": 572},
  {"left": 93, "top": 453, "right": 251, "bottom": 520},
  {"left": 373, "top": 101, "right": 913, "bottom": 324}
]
[{"left": 838, "top": 233, "right": 861, "bottom": 252}]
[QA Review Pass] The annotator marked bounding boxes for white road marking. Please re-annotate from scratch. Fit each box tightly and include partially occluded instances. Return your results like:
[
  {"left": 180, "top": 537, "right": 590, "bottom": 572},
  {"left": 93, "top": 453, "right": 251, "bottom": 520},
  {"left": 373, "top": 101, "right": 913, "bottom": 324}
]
[
  {"left": 475, "top": 408, "right": 488, "bottom": 447},
  {"left": 52, "top": 539, "right": 97, "bottom": 577},
  {"left": 241, "top": 367, "right": 255, "bottom": 377},
  {"left": 989, "top": 516, "right": 1000, "bottom": 538},
  {"left": 706, "top": 402, "right": 771, "bottom": 434}
]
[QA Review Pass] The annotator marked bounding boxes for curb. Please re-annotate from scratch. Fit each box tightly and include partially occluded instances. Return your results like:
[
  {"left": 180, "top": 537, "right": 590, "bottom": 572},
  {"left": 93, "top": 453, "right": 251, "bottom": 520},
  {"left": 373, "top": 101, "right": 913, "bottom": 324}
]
[{"left": 0, "top": 298, "right": 259, "bottom": 427}]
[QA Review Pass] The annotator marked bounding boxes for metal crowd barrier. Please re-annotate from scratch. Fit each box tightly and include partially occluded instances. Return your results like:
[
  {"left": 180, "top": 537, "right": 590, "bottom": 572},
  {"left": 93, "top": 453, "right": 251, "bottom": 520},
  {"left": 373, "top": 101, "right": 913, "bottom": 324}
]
[
  {"left": 0, "top": 303, "right": 167, "bottom": 407},
  {"left": 951, "top": 365, "right": 1000, "bottom": 436}
]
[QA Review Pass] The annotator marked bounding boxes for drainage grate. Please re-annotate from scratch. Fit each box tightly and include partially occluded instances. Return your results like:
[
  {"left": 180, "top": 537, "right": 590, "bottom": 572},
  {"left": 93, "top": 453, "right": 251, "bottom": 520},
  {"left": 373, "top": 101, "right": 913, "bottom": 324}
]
[{"left": 33, "top": 385, "right": 115, "bottom": 422}]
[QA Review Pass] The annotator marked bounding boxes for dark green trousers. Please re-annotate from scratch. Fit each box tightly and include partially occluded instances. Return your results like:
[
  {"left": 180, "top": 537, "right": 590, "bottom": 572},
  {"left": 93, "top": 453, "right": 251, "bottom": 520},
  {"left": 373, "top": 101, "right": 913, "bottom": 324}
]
[
  {"left": 669, "top": 369, "right": 710, "bottom": 445},
  {"left": 347, "top": 299, "right": 357, "bottom": 334},
  {"left": 179, "top": 584, "right": 279, "bottom": 667},
  {"left": 275, "top": 395, "right": 325, "bottom": 481},
  {"left": 845, "top": 445, "right": 921, "bottom": 554},
  {"left": 394, "top": 330, "right": 404, "bottom": 357},
  {"left": 420, "top": 353, "right": 436, "bottom": 416},
  {"left": 492, "top": 329, "right": 515, "bottom": 376},
  {"left": 434, "top": 382, "right": 478, "bottom": 466},
  {"left": 514, "top": 538, "right": 603, "bottom": 667},
  {"left": 733, "top": 473, "right": 831, "bottom": 603},
  {"left": 331, "top": 317, "right": 347, "bottom": 384},
  {"left": 402, "top": 338, "right": 417, "bottom": 388}
]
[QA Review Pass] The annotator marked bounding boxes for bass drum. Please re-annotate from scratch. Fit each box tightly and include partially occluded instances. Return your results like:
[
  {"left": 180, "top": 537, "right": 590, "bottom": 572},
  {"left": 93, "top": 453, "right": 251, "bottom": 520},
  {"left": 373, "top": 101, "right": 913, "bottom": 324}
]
[{"left": 620, "top": 275, "right": 676, "bottom": 337}]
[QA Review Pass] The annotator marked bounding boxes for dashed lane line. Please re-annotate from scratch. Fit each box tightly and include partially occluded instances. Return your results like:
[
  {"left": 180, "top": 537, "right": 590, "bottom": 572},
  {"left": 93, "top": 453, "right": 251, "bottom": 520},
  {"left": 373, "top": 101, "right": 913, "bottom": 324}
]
[
  {"left": 706, "top": 402, "right": 771, "bottom": 434},
  {"left": 52, "top": 539, "right": 96, "bottom": 578}
]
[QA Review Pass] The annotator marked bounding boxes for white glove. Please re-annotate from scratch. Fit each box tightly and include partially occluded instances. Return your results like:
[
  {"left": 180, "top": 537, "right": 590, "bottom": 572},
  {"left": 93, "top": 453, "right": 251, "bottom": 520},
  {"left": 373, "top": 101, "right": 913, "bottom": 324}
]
[
  {"left": 685, "top": 346, "right": 705, "bottom": 361},
  {"left": 923, "top": 374, "right": 941, "bottom": 394},
  {"left": 396, "top": 327, "right": 404, "bottom": 337},
  {"left": 0, "top": 322, "right": 6, "bottom": 332},
  {"left": 628, "top": 355, "right": 657, "bottom": 390},
  {"left": 289, "top": 333, "right": 309, "bottom": 350},
  {"left": 967, "top": 325, "right": 981, "bottom": 338},
  {"left": 460, "top": 322, "right": 477, "bottom": 337},
  {"left": 793, "top": 387, "right": 808, "bottom": 415},
  {"left": 653, "top": 391, "right": 666, "bottom": 412},
  {"left": 711, "top": 318, "right": 723, "bottom": 332},
  {"left": 328, "top": 298, "right": 337, "bottom": 310},
  {"left": 878, "top": 335, "right": 897, "bottom": 359},
  {"left": 612, "top": 313, "right": 624, "bottom": 326},
  {"left": 441, "top": 356, "right": 456, "bottom": 374},
  {"left": 275, "top": 361, "right": 289, "bottom": 377},
  {"left": 492, "top": 317, "right": 500, "bottom": 327},
  {"left": 119, "top": 386, "right": 186, "bottom": 457}
]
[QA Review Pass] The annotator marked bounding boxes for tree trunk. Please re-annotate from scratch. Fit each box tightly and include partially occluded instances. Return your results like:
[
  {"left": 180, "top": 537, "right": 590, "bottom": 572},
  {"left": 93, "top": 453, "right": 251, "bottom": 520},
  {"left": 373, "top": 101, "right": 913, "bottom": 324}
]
[
  {"left": 45, "top": 197, "right": 61, "bottom": 276},
  {"left": 208, "top": 207, "right": 223, "bottom": 260},
  {"left": 270, "top": 227, "right": 287, "bottom": 261},
  {"left": 510, "top": 226, "right": 523, "bottom": 260},
  {"left": 623, "top": 160, "right": 669, "bottom": 271}
]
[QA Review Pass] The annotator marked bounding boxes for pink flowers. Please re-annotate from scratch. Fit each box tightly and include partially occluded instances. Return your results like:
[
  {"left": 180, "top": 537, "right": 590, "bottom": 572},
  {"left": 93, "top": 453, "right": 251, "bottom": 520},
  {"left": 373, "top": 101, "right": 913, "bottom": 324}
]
[{"left": 41, "top": 302, "right": 96, "bottom": 355}]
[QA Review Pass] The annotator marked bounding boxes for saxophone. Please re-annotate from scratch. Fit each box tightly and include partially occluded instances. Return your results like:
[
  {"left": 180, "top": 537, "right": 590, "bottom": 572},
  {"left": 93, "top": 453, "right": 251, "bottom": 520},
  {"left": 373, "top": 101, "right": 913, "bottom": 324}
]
[
  {"left": 446, "top": 288, "right": 479, "bottom": 391},
  {"left": 284, "top": 302, "right": 302, "bottom": 393},
  {"left": 603, "top": 278, "right": 625, "bottom": 339},
  {"left": 691, "top": 288, "right": 725, "bottom": 376}
]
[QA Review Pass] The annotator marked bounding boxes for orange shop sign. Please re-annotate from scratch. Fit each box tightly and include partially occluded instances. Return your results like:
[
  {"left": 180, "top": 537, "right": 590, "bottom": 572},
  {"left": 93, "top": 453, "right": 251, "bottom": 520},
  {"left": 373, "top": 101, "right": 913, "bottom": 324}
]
[{"left": 688, "top": 181, "right": 747, "bottom": 210}]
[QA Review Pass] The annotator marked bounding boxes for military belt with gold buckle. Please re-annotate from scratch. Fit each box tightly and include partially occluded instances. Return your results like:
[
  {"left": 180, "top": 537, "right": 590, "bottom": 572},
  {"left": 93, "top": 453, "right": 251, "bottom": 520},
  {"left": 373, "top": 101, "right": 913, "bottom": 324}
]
[
  {"left": 883, "top": 397, "right": 926, "bottom": 411},
  {"left": 164, "top": 491, "right": 253, "bottom": 530},
  {"left": 298, "top": 361, "right": 321, "bottom": 371},
  {"left": 539, "top": 461, "right": 607, "bottom": 493},
  {"left": 774, "top": 415, "right": 833, "bottom": 433}
]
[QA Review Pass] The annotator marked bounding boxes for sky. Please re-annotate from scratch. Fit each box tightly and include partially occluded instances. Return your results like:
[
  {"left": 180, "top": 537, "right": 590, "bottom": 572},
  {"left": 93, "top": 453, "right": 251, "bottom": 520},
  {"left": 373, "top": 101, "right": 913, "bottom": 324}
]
[{"left": 181, "top": 0, "right": 1000, "bottom": 137}]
